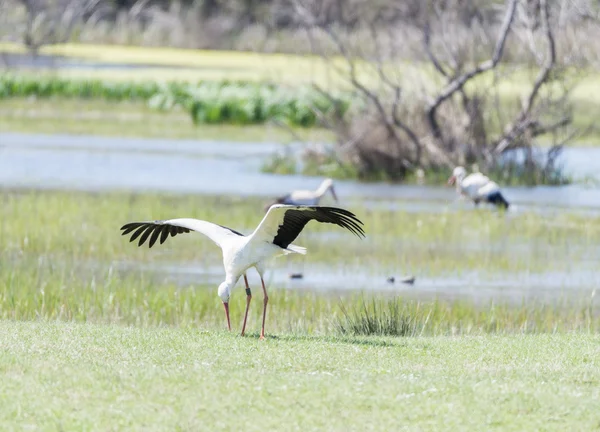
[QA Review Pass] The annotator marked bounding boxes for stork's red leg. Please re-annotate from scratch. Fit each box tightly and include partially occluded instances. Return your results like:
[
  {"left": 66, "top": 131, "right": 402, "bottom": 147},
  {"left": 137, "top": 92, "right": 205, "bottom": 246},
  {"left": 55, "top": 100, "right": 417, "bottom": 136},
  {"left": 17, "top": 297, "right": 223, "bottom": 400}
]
[
  {"left": 259, "top": 277, "right": 269, "bottom": 340},
  {"left": 241, "top": 274, "right": 252, "bottom": 336}
]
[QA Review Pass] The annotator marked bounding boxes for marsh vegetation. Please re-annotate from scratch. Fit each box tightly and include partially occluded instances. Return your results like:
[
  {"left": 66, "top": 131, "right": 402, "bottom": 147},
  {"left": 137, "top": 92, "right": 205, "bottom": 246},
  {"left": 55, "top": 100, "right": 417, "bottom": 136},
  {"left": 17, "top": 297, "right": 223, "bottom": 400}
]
[{"left": 1, "top": 190, "right": 598, "bottom": 336}]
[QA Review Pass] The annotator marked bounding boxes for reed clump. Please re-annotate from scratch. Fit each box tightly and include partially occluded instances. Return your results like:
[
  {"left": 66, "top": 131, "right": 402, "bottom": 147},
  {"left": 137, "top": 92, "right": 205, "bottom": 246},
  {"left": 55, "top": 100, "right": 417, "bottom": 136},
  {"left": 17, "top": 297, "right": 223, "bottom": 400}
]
[{"left": 0, "top": 75, "right": 350, "bottom": 127}]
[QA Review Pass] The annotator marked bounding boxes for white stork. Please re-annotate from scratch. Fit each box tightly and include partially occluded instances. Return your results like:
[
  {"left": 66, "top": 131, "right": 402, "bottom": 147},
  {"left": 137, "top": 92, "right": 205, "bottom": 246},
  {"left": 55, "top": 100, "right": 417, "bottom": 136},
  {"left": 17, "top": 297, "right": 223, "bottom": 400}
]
[
  {"left": 447, "top": 166, "right": 510, "bottom": 209},
  {"left": 266, "top": 178, "right": 338, "bottom": 211},
  {"left": 120, "top": 205, "right": 364, "bottom": 339}
]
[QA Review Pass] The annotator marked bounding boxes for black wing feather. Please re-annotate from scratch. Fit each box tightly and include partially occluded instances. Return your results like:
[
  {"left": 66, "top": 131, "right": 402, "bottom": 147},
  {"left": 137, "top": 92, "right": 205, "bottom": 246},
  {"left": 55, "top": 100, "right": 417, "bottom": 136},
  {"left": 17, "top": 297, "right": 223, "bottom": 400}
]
[
  {"left": 272, "top": 206, "right": 365, "bottom": 249},
  {"left": 138, "top": 225, "right": 158, "bottom": 247},
  {"left": 121, "top": 222, "right": 144, "bottom": 236},
  {"left": 148, "top": 225, "right": 163, "bottom": 248},
  {"left": 159, "top": 225, "right": 170, "bottom": 244},
  {"left": 120, "top": 221, "right": 191, "bottom": 248},
  {"left": 129, "top": 225, "right": 151, "bottom": 243}
]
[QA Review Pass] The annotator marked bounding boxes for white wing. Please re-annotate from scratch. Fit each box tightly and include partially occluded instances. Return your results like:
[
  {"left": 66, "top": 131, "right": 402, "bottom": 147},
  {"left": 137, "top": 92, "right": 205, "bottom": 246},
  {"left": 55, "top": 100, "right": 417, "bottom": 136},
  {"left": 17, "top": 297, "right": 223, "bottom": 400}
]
[
  {"left": 462, "top": 173, "right": 489, "bottom": 188},
  {"left": 250, "top": 204, "right": 364, "bottom": 249},
  {"left": 120, "top": 218, "right": 243, "bottom": 249},
  {"left": 461, "top": 173, "right": 491, "bottom": 199},
  {"left": 477, "top": 181, "right": 500, "bottom": 197}
]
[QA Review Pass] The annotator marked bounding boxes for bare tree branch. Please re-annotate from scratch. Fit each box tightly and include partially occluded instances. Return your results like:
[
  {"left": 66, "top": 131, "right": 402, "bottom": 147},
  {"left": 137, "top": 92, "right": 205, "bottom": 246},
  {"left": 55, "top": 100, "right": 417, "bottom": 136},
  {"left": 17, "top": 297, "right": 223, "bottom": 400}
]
[
  {"left": 315, "top": 24, "right": 414, "bottom": 166},
  {"left": 494, "top": 0, "right": 557, "bottom": 154},
  {"left": 531, "top": 116, "right": 571, "bottom": 137},
  {"left": 368, "top": 22, "right": 422, "bottom": 164},
  {"left": 422, "top": 21, "right": 450, "bottom": 79},
  {"left": 426, "top": 0, "right": 518, "bottom": 140}
]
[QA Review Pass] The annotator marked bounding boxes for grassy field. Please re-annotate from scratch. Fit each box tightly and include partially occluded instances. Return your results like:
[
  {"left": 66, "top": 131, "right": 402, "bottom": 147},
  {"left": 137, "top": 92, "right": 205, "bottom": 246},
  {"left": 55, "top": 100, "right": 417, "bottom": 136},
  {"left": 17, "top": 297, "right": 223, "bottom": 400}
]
[
  {"left": 0, "top": 98, "right": 333, "bottom": 142},
  {"left": 0, "top": 42, "right": 350, "bottom": 84},
  {"left": 1, "top": 320, "right": 599, "bottom": 431},
  {"left": 3, "top": 190, "right": 600, "bottom": 273}
]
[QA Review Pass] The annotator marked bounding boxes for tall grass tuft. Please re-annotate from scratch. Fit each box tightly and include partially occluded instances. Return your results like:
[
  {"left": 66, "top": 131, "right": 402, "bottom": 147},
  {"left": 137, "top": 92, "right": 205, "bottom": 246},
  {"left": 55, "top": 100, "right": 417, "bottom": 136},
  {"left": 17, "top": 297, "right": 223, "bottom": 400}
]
[{"left": 337, "top": 298, "right": 418, "bottom": 337}]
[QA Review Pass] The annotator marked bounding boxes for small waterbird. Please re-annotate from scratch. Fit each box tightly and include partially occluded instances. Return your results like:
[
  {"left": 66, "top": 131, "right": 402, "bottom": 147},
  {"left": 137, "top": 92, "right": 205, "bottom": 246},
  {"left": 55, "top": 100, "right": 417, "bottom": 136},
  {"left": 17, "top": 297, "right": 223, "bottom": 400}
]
[
  {"left": 266, "top": 178, "right": 338, "bottom": 211},
  {"left": 120, "top": 205, "right": 365, "bottom": 339},
  {"left": 447, "top": 166, "right": 510, "bottom": 209}
]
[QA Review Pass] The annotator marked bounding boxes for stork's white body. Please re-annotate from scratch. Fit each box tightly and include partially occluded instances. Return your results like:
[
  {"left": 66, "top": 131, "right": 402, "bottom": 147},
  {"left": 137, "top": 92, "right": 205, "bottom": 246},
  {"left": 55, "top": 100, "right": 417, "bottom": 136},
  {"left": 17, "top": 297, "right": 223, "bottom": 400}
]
[
  {"left": 219, "top": 234, "right": 302, "bottom": 285},
  {"left": 458, "top": 172, "right": 500, "bottom": 201}
]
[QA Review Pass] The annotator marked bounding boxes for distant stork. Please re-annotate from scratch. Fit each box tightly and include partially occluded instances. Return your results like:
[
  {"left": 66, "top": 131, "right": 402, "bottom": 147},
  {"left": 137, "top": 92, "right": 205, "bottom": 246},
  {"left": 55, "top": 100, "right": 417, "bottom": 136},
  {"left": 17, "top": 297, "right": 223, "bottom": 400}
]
[
  {"left": 266, "top": 178, "right": 338, "bottom": 211},
  {"left": 448, "top": 166, "right": 510, "bottom": 209},
  {"left": 120, "top": 205, "right": 364, "bottom": 339}
]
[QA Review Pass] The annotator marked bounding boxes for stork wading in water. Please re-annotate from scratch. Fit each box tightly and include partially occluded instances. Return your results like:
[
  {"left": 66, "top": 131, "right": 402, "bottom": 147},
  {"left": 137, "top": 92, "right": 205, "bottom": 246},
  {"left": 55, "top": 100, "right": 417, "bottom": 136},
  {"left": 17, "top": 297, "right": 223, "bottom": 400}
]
[
  {"left": 266, "top": 178, "right": 338, "bottom": 211},
  {"left": 447, "top": 166, "right": 510, "bottom": 209},
  {"left": 120, "top": 205, "right": 365, "bottom": 339}
]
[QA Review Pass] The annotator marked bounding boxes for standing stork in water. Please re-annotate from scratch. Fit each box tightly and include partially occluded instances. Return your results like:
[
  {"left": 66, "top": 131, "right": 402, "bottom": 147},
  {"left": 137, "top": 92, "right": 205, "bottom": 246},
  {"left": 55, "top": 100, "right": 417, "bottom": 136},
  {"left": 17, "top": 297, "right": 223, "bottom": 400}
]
[
  {"left": 447, "top": 166, "right": 510, "bottom": 209},
  {"left": 120, "top": 205, "right": 364, "bottom": 339},
  {"left": 266, "top": 178, "right": 338, "bottom": 211}
]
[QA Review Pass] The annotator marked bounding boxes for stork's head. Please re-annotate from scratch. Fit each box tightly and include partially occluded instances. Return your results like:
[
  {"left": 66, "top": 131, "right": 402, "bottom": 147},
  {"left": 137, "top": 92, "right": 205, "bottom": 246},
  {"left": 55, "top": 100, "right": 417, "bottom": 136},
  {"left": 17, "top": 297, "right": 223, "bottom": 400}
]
[
  {"left": 218, "top": 281, "right": 231, "bottom": 303},
  {"left": 447, "top": 166, "right": 467, "bottom": 185},
  {"left": 218, "top": 281, "right": 232, "bottom": 331}
]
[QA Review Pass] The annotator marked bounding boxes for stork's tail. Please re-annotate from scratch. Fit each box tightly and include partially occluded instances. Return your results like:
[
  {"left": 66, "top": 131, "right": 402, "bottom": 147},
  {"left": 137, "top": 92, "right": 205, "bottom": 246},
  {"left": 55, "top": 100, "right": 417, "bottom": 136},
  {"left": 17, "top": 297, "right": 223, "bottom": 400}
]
[
  {"left": 487, "top": 191, "right": 510, "bottom": 209},
  {"left": 285, "top": 244, "right": 307, "bottom": 255}
]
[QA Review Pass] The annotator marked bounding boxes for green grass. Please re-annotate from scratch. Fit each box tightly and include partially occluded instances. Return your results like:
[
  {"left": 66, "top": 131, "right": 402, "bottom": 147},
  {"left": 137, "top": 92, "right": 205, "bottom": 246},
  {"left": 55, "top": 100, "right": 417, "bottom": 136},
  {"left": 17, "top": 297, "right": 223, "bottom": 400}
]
[
  {"left": 1, "top": 320, "right": 599, "bottom": 430},
  {"left": 0, "top": 42, "right": 342, "bottom": 85},
  {"left": 0, "top": 98, "right": 333, "bottom": 141},
  {"left": 0, "top": 75, "right": 351, "bottom": 127},
  {"left": 0, "top": 189, "right": 599, "bottom": 336},
  {"left": 3, "top": 254, "right": 598, "bottom": 334},
  {"left": 2, "top": 190, "right": 600, "bottom": 274}
]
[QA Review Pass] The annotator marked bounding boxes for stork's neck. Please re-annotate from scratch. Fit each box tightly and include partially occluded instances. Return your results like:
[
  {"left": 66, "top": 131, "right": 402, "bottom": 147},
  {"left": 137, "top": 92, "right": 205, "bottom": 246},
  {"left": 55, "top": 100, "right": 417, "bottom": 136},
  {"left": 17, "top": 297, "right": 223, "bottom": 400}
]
[{"left": 315, "top": 182, "right": 330, "bottom": 197}]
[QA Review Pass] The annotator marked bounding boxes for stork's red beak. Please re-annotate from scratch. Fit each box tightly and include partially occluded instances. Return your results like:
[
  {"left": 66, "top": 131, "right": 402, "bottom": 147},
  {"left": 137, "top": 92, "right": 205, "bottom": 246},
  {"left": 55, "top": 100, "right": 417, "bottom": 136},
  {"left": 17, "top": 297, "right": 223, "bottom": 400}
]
[
  {"left": 330, "top": 186, "right": 338, "bottom": 202},
  {"left": 223, "top": 302, "right": 231, "bottom": 331},
  {"left": 447, "top": 175, "right": 456, "bottom": 186}
]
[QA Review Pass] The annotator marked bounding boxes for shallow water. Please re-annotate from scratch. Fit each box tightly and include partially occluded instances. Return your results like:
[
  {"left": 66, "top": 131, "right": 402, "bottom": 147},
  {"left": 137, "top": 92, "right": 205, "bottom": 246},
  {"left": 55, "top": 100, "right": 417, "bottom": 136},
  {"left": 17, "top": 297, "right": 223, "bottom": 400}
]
[
  {"left": 111, "top": 259, "right": 599, "bottom": 308},
  {"left": 0, "top": 132, "right": 599, "bottom": 211}
]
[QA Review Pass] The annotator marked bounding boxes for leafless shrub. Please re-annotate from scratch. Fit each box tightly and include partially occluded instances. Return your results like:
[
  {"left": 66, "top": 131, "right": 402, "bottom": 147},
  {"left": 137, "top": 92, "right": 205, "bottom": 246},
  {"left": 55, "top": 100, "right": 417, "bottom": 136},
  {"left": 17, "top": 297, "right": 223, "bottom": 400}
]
[{"left": 284, "top": 0, "right": 578, "bottom": 183}]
